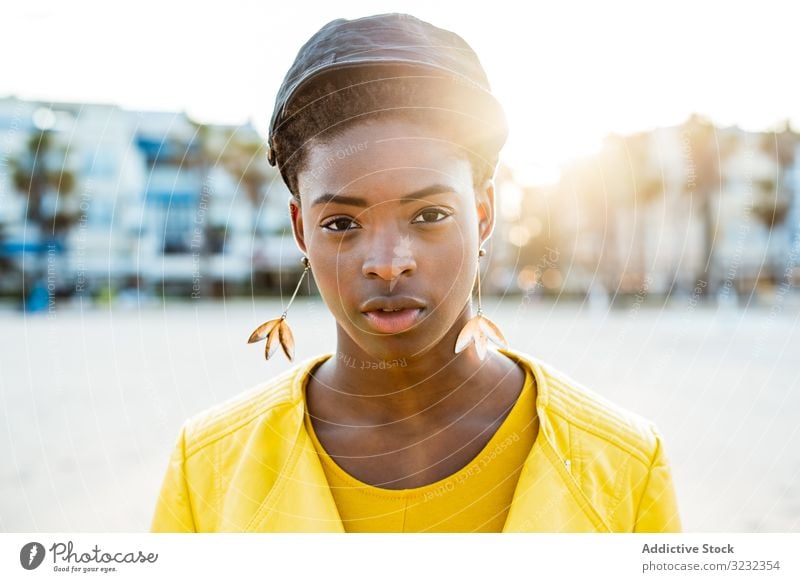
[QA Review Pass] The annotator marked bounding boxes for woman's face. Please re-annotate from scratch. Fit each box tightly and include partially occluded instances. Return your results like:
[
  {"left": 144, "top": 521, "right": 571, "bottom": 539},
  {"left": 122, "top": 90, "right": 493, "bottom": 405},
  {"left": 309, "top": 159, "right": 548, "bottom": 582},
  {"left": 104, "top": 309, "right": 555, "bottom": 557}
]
[{"left": 290, "top": 118, "right": 495, "bottom": 361}]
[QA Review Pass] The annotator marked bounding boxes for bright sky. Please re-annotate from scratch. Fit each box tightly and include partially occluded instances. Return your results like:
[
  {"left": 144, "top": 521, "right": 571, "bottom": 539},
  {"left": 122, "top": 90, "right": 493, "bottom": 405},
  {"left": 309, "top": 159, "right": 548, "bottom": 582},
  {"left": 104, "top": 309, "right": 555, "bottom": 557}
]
[{"left": 3, "top": 0, "right": 799, "bottom": 185}]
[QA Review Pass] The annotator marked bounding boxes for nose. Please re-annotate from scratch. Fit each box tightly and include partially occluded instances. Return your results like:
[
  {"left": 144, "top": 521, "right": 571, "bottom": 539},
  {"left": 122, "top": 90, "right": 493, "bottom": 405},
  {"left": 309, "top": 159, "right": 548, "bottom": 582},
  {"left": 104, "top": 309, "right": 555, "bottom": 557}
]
[{"left": 361, "top": 233, "right": 417, "bottom": 283}]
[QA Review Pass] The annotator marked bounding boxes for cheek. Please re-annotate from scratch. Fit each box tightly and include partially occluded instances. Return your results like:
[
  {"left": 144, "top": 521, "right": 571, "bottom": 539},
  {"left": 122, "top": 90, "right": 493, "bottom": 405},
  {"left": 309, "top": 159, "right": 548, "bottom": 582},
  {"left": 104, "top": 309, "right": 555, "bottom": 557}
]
[
  {"left": 307, "top": 247, "right": 358, "bottom": 311},
  {"left": 421, "top": 237, "right": 476, "bottom": 313},
  {"left": 445, "top": 257, "right": 476, "bottom": 306},
  {"left": 311, "top": 270, "right": 350, "bottom": 328}
]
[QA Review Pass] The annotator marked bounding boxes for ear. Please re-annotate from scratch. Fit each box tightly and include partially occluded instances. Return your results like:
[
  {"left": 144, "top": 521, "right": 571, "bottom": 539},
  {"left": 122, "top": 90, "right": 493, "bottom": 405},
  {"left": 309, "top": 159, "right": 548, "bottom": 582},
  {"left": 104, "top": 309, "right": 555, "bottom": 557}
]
[
  {"left": 475, "top": 179, "right": 496, "bottom": 247},
  {"left": 288, "top": 197, "right": 308, "bottom": 255}
]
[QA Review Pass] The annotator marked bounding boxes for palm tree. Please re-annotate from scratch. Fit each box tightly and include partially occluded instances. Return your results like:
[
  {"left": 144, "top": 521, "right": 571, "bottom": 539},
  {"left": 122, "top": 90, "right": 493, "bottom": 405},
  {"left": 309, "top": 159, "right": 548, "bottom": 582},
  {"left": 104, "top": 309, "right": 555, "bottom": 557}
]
[
  {"left": 189, "top": 122, "right": 273, "bottom": 296},
  {"left": 222, "top": 132, "right": 271, "bottom": 215},
  {"left": 620, "top": 132, "right": 663, "bottom": 291},
  {"left": 752, "top": 127, "right": 796, "bottom": 281},
  {"left": 752, "top": 127, "right": 794, "bottom": 229},
  {"left": 680, "top": 114, "right": 723, "bottom": 297},
  {"left": 10, "top": 128, "right": 77, "bottom": 309}
]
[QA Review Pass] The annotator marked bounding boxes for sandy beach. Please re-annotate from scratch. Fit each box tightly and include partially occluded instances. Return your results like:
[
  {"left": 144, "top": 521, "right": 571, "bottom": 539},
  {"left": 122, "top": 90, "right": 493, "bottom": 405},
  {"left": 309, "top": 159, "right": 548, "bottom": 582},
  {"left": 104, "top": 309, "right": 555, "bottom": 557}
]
[{"left": 1, "top": 295, "right": 798, "bottom": 532}]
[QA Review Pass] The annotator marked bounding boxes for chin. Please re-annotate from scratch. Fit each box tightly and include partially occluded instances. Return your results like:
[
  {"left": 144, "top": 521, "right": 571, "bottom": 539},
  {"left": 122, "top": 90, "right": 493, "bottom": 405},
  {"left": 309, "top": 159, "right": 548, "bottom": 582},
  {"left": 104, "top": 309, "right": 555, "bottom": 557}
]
[{"left": 358, "top": 326, "right": 451, "bottom": 364}]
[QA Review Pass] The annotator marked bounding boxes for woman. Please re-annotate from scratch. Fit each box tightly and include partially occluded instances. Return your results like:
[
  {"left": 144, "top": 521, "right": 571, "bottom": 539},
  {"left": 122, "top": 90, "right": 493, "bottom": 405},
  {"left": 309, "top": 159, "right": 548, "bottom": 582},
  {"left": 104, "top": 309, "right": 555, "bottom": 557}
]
[{"left": 151, "top": 13, "right": 681, "bottom": 533}]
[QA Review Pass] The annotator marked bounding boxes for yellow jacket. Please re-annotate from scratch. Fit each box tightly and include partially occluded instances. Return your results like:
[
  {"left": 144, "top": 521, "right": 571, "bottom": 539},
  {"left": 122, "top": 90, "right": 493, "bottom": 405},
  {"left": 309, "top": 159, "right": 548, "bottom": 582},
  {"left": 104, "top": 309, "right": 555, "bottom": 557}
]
[{"left": 150, "top": 348, "right": 682, "bottom": 532}]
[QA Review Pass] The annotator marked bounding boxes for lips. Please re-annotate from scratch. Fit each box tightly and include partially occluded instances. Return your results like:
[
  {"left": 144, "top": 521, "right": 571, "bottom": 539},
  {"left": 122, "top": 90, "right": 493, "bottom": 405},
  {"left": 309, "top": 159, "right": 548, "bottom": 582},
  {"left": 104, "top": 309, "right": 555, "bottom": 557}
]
[
  {"left": 363, "top": 308, "right": 424, "bottom": 333},
  {"left": 360, "top": 296, "right": 426, "bottom": 334}
]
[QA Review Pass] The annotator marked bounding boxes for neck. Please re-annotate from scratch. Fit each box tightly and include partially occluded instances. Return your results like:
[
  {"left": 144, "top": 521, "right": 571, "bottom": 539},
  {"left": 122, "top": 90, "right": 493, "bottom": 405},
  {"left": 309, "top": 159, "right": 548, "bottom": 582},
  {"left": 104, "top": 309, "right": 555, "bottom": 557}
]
[{"left": 312, "top": 306, "right": 507, "bottom": 425}]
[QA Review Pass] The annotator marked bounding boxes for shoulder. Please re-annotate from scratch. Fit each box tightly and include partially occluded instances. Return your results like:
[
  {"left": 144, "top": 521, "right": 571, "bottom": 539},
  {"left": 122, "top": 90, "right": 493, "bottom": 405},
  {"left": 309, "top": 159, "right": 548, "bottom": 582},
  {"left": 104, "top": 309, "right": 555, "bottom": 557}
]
[
  {"left": 509, "top": 351, "right": 682, "bottom": 530},
  {"left": 179, "top": 353, "right": 330, "bottom": 458},
  {"left": 537, "top": 362, "right": 659, "bottom": 465},
  {"left": 505, "top": 348, "right": 662, "bottom": 467},
  {"left": 537, "top": 357, "right": 661, "bottom": 465}
]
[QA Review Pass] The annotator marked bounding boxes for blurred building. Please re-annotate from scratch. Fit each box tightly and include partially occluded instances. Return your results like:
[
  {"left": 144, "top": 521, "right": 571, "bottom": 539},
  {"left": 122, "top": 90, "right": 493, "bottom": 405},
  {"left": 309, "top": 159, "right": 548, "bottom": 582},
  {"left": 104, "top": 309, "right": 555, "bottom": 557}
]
[
  {"left": 2, "top": 98, "right": 798, "bottom": 305},
  {"left": 504, "top": 116, "right": 800, "bottom": 301},
  {"left": 0, "top": 96, "right": 302, "bottom": 303}
]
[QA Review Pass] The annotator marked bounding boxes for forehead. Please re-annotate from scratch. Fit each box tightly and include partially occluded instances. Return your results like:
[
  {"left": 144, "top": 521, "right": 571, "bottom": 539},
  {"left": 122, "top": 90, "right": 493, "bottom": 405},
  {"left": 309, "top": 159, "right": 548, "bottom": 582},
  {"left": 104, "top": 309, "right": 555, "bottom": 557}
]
[{"left": 297, "top": 118, "right": 472, "bottom": 204}]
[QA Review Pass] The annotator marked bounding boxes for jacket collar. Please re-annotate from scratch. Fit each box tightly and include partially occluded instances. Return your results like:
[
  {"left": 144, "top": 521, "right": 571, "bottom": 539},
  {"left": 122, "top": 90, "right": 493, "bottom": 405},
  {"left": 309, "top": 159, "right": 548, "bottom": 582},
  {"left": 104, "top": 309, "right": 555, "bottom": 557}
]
[{"left": 246, "top": 348, "right": 612, "bottom": 532}]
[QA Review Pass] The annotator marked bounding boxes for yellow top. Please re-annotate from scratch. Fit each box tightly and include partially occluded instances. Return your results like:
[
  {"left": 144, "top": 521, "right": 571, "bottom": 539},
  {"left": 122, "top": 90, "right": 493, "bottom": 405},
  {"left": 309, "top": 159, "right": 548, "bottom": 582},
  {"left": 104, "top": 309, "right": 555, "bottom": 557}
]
[
  {"left": 151, "top": 348, "right": 683, "bottom": 533},
  {"left": 304, "top": 364, "right": 538, "bottom": 532}
]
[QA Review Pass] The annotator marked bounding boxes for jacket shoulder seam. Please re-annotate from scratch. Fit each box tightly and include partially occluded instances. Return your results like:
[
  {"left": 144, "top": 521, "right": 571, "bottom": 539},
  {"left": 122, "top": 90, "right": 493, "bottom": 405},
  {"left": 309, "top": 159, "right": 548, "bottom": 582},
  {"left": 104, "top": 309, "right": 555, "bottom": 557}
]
[
  {"left": 632, "top": 427, "right": 662, "bottom": 523},
  {"left": 542, "top": 373, "right": 656, "bottom": 465},
  {"left": 185, "top": 399, "right": 296, "bottom": 460},
  {"left": 548, "top": 407, "right": 651, "bottom": 467},
  {"left": 180, "top": 424, "right": 200, "bottom": 531},
  {"left": 183, "top": 377, "right": 297, "bottom": 458}
]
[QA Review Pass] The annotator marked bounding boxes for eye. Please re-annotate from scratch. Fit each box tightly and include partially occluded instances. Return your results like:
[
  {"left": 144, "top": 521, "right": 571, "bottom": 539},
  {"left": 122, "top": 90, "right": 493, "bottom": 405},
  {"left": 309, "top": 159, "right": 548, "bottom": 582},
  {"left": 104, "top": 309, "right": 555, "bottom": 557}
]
[
  {"left": 321, "top": 216, "right": 361, "bottom": 232},
  {"left": 411, "top": 208, "right": 452, "bottom": 224}
]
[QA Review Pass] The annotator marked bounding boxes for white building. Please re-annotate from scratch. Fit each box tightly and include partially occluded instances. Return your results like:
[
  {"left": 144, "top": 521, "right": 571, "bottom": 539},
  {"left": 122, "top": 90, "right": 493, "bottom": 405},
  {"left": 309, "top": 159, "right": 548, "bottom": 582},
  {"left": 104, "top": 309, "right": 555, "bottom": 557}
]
[{"left": 0, "top": 97, "right": 301, "bottom": 301}]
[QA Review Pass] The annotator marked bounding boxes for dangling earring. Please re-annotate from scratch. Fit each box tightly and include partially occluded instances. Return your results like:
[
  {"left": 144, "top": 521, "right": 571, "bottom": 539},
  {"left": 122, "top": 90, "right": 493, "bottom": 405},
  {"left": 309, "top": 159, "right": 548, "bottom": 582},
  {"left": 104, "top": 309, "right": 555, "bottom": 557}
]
[
  {"left": 454, "top": 247, "right": 508, "bottom": 361},
  {"left": 247, "top": 256, "right": 310, "bottom": 362}
]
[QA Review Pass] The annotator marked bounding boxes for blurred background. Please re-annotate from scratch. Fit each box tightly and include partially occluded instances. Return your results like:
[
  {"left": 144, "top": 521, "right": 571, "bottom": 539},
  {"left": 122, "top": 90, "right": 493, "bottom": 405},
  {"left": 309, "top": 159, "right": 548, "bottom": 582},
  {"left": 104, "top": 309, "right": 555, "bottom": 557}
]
[{"left": 1, "top": 0, "right": 798, "bottom": 532}]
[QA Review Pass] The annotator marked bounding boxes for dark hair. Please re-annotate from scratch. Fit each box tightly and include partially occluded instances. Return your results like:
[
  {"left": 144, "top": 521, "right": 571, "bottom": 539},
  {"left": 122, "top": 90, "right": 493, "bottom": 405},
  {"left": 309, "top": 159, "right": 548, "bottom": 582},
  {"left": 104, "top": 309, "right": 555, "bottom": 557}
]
[{"left": 271, "top": 66, "right": 502, "bottom": 200}]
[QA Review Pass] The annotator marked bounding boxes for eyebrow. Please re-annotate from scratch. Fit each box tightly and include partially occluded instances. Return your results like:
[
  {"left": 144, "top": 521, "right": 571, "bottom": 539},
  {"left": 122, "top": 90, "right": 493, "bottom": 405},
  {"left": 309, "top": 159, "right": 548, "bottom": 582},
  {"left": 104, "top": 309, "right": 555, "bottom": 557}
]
[{"left": 311, "top": 184, "right": 455, "bottom": 208}]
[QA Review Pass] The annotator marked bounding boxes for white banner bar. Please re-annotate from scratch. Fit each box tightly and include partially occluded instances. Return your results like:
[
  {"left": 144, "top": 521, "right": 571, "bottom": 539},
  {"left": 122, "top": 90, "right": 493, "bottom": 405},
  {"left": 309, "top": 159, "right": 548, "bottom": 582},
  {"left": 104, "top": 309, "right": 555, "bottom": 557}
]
[{"left": 2, "top": 533, "right": 798, "bottom": 582}]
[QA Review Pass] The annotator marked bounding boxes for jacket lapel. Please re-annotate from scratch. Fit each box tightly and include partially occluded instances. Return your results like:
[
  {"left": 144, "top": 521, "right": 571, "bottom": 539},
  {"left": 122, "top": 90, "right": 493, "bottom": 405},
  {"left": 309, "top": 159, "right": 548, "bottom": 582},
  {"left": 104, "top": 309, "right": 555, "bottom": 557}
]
[
  {"left": 500, "top": 348, "right": 611, "bottom": 532},
  {"left": 502, "top": 439, "right": 610, "bottom": 532},
  {"left": 247, "top": 426, "right": 344, "bottom": 532},
  {"left": 245, "top": 355, "right": 344, "bottom": 532}
]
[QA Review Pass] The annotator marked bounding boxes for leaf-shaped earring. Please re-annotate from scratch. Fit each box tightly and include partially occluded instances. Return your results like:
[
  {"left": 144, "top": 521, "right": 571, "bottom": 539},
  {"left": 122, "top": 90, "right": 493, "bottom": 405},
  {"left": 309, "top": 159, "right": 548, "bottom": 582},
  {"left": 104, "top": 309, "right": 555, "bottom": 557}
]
[
  {"left": 454, "top": 247, "right": 508, "bottom": 361},
  {"left": 247, "top": 256, "right": 309, "bottom": 362}
]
